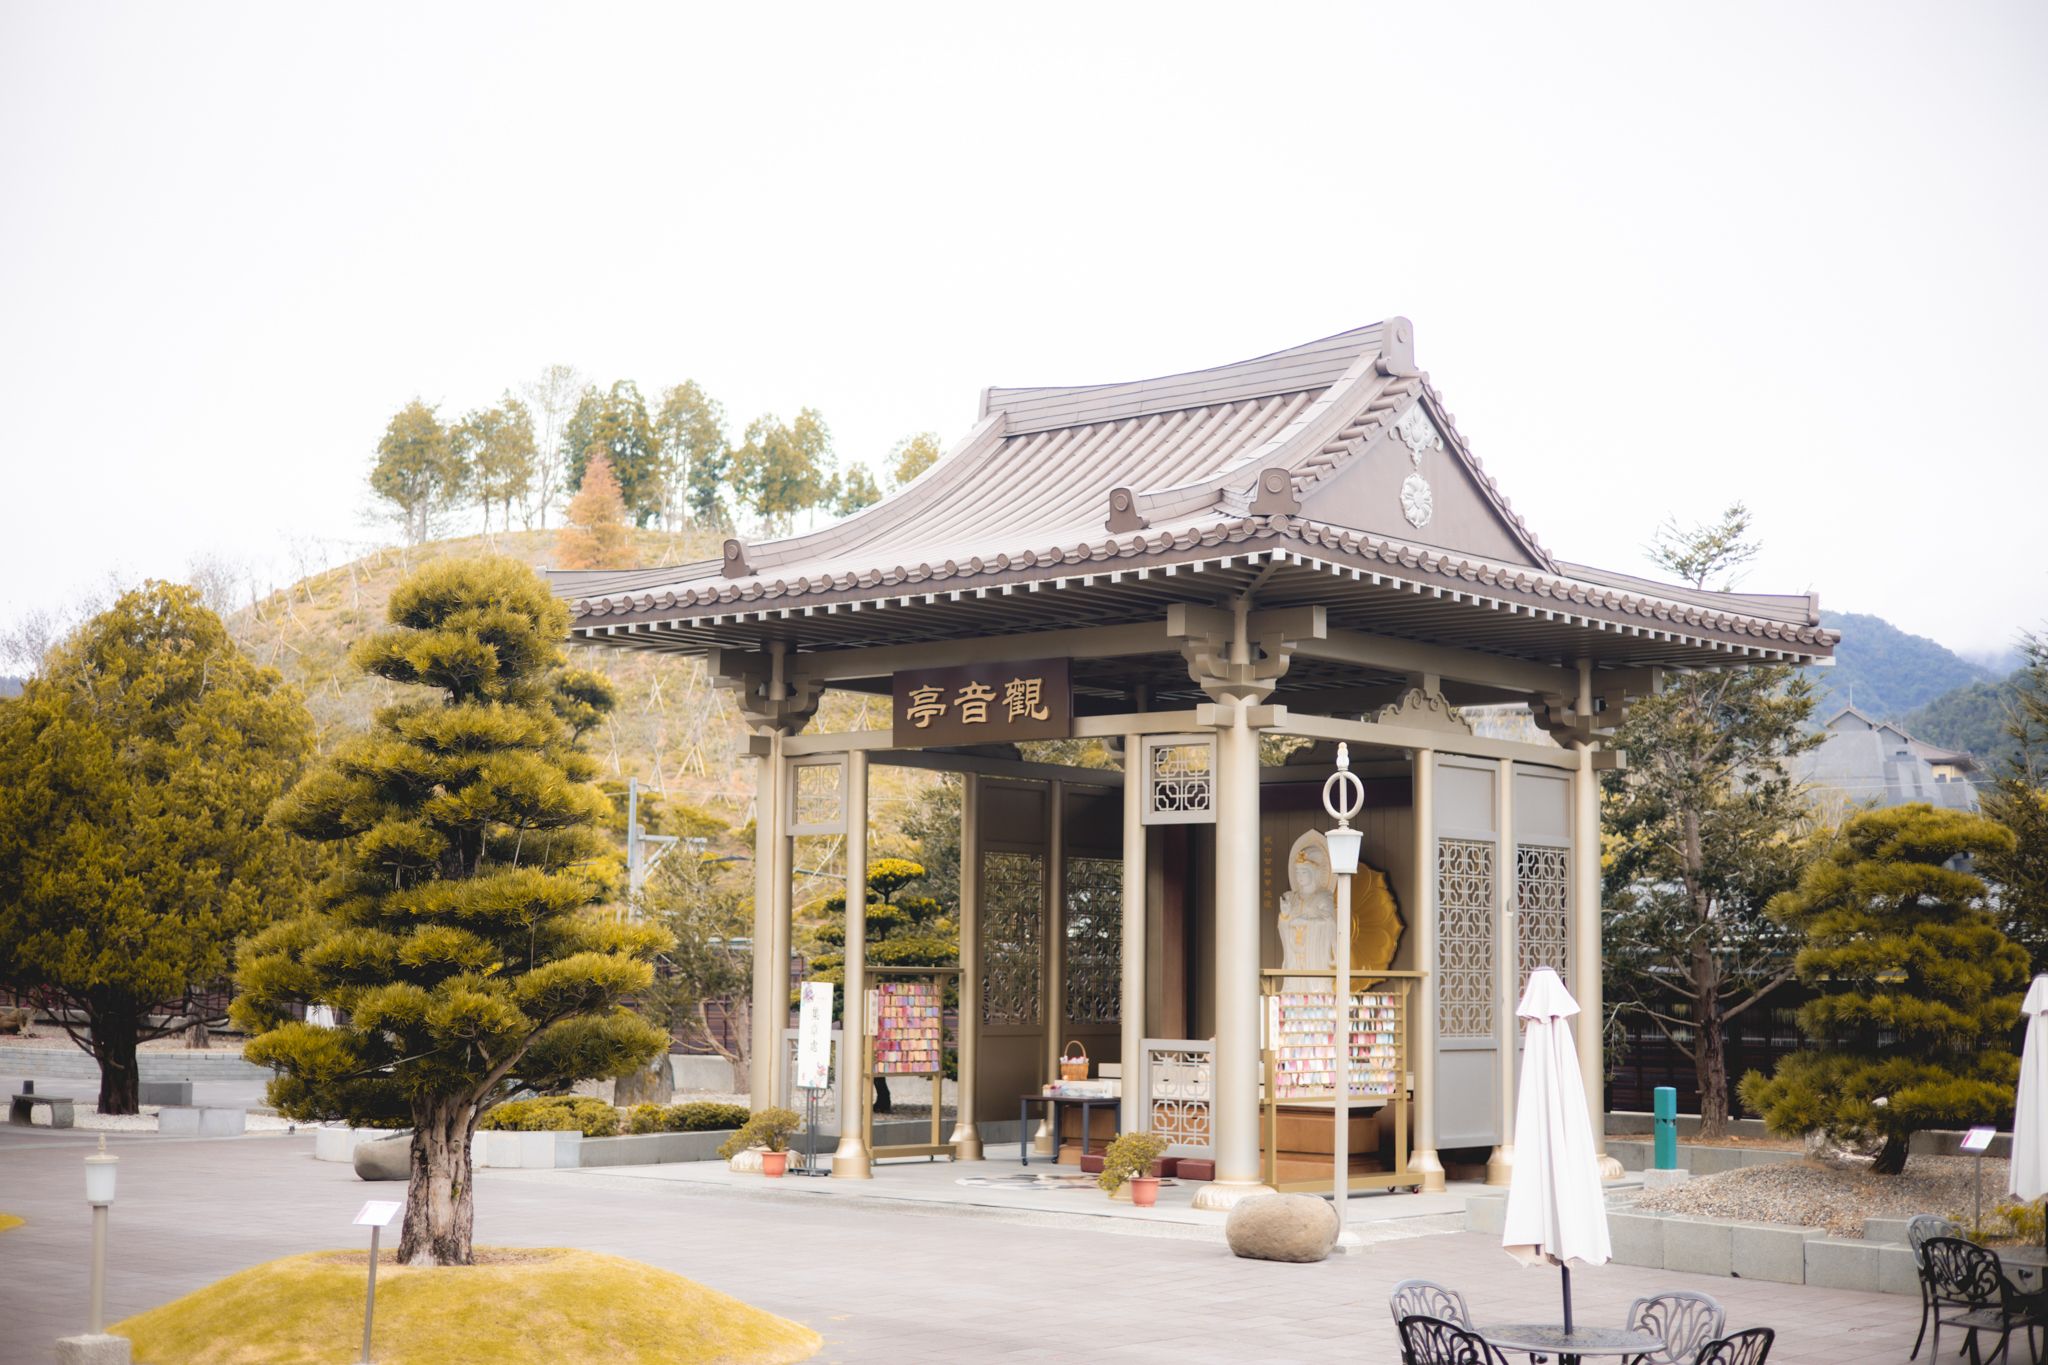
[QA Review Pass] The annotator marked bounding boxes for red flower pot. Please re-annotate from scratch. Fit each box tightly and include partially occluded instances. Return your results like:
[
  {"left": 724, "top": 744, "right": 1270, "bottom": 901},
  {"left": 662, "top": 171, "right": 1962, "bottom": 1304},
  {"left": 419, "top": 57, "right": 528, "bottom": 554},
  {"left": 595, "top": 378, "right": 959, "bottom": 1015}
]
[
  {"left": 1129, "top": 1175, "right": 1160, "bottom": 1208},
  {"left": 761, "top": 1150, "right": 788, "bottom": 1177}
]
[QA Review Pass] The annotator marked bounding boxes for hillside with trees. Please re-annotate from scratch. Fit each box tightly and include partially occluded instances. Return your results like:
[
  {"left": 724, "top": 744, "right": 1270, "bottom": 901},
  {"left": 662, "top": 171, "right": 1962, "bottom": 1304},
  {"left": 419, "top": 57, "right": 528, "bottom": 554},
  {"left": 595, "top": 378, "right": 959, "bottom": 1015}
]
[{"left": 1806, "top": 609, "right": 1995, "bottom": 720}]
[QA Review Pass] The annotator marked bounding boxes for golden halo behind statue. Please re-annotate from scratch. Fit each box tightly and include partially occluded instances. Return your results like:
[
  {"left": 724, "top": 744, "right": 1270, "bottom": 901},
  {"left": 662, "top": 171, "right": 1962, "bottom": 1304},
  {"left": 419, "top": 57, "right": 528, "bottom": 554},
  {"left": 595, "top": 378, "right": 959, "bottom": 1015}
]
[{"left": 1350, "top": 863, "right": 1404, "bottom": 973}]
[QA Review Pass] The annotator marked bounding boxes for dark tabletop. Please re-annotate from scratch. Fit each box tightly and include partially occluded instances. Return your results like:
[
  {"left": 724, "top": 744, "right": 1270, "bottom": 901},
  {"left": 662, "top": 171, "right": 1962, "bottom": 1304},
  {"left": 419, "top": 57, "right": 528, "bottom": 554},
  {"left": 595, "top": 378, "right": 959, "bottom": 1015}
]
[{"left": 1477, "top": 1323, "right": 1662, "bottom": 1356}]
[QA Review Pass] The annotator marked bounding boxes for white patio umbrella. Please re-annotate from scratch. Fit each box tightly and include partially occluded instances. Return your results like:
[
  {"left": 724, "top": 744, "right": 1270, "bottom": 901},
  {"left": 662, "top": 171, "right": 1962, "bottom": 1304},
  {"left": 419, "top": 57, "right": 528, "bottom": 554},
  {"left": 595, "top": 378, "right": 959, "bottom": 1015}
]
[
  {"left": 1501, "top": 967, "right": 1612, "bottom": 1332},
  {"left": 2008, "top": 974, "right": 2048, "bottom": 1247}
]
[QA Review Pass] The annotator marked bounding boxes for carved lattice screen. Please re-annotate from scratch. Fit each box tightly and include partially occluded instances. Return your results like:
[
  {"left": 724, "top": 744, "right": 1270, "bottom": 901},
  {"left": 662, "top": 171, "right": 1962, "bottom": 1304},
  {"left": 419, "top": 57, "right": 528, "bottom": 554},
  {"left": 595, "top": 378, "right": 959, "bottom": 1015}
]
[
  {"left": 1516, "top": 844, "right": 1570, "bottom": 990},
  {"left": 981, "top": 851, "right": 1043, "bottom": 1026},
  {"left": 1063, "top": 856, "right": 1122, "bottom": 1025},
  {"left": 1436, "top": 837, "right": 1496, "bottom": 1040}
]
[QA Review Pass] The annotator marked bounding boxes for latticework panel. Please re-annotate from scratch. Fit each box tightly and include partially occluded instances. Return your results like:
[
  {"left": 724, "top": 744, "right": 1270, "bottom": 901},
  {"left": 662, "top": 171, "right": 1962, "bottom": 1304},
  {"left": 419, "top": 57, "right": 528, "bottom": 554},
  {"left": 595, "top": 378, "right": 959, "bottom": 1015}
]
[
  {"left": 1063, "top": 856, "right": 1122, "bottom": 1025},
  {"left": 981, "top": 851, "right": 1043, "bottom": 1026},
  {"left": 1145, "top": 737, "right": 1215, "bottom": 823},
  {"left": 1146, "top": 1043, "right": 1213, "bottom": 1155},
  {"left": 1516, "top": 844, "right": 1570, "bottom": 990},
  {"left": 1437, "top": 837, "right": 1496, "bottom": 1040}
]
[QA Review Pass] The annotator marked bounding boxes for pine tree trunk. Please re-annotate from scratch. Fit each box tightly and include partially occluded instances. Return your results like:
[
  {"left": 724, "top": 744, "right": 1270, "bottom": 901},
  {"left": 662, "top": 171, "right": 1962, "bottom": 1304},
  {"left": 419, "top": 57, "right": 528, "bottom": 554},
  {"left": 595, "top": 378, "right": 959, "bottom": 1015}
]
[
  {"left": 399, "top": 1099, "right": 477, "bottom": 1266},
  {"left": 1694, "top": 985, "right": 1730, "bottom": 1141},
  {"left": 1873, "top": 1134, "right": 1909, "bottom": 1175},
  {"left": 92, "top": 999, "right": 141, "bottom": 1116}
]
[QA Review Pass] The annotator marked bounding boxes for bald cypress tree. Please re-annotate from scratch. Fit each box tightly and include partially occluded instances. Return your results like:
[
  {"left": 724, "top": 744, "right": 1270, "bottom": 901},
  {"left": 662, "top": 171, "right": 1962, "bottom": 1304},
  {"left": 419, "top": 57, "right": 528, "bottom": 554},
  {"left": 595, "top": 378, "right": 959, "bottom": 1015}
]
[
  {"left": 235, "top": 556, "right": 668, "bottom": 1265},
  {"left": 1740, "top": 804, "right": 2025, "bottom": 1174}
]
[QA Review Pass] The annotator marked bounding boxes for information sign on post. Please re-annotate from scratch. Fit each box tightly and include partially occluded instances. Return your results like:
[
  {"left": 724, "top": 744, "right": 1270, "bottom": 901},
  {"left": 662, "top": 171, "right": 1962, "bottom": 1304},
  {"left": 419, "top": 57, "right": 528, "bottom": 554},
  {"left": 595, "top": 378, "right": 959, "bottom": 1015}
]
[
  {"left": 353, "top": 1200, "right": 401, "bottom": 1364},
  {"left": 796, "top": 983, "right": 834, "bottom": 1091}
]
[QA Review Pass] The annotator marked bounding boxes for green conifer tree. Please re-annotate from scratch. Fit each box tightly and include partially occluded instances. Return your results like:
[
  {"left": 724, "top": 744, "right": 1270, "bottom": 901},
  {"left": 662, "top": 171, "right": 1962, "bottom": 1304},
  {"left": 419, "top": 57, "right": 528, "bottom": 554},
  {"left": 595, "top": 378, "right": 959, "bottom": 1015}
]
[
  {"left": 1740, "top": 804, "right": 2026, "bottom": 1173},
  {"left": 233, "top": 556, "right": 669, "bottom": 1264},
  {"left": 0, "top": 583, "right": 316, "bottom": 1113}
]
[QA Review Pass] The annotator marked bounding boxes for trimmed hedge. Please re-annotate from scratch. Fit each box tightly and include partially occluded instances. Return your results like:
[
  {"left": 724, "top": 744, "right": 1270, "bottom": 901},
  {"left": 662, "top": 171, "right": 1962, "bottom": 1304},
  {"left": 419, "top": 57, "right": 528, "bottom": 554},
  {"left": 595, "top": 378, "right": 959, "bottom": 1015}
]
[
  {"left": 480, "top": 1096, "right": 621, "bottom": 1136},
  {"left": 626, "top": 1101, "right": 751, "bottom": 1135}
]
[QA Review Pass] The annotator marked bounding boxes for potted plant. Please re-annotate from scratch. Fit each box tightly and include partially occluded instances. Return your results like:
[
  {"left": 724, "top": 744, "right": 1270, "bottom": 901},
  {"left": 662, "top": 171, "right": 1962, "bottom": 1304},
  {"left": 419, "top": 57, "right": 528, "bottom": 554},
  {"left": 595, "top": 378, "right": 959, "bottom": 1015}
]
[
  {"left": 1097, "top": 1131, "right": 1170, "bottom": 1207},
  {"left": 718, "top": 1106, "right": 802, "bottom": 1176}
]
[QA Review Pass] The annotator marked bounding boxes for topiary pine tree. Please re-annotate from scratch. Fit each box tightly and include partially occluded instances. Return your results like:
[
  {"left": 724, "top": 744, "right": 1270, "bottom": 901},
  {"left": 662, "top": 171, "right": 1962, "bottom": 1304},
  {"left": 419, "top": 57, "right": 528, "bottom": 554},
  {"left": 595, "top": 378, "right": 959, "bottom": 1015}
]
[
  {"left": 1739, "top": 804, "right": 2026, "bottom": 1174},
  {"left": 233, "top": 556, "right": 669, "bottom": 1265}
]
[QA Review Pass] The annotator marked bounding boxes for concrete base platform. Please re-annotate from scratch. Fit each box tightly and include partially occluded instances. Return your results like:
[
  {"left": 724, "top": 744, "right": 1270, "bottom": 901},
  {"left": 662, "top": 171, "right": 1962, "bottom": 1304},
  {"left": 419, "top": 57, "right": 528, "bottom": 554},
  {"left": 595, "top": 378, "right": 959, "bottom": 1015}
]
[
  {"left": 55, "top": 1334, "right": 131, "bottom": 1364},
  {"left": 506, "top": 1144, "right": 1483, "bottom": 1241}
]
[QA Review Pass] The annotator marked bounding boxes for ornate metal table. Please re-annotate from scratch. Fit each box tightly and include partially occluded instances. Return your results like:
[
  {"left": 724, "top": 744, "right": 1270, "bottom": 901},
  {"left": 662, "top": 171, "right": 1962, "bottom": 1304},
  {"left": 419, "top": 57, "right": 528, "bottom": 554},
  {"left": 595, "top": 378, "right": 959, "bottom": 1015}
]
[{"left": 1477, "top": 1323, "right": 1661, "bottom": 1364}]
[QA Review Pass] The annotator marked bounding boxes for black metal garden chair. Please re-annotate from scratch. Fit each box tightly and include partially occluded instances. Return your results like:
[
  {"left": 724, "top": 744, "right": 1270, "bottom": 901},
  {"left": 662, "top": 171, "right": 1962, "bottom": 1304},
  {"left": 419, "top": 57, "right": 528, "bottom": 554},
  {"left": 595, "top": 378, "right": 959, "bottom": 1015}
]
[
  {"left": 1691, "top": 1327, "right": 1774, "bottom": 1365},
  {"left": 1621, "top": 1289, "right": 1725, "bottom": 1365},
  {"left": 1391, "top": 1279, "right": 1475, "bottom": 1331},
  {"left": 1908, "top": 1214, "right": 1963, "bottom": 1360},
  {"left": 1398, "top": 1314, "right": 1514, "bottom": 1365},
  {"left": 1924, "top": 1236, "right": 2045, "bottom": 1365}
]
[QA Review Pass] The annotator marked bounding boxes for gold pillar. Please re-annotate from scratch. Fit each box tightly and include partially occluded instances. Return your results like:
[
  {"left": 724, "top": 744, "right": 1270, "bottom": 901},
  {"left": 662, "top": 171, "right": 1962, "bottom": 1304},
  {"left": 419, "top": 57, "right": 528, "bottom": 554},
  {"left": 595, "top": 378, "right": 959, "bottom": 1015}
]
[
  {"left": 1574, "top": 734, "right": 1621, "bottom": 1179},
  {"left": 832, "top": 751, "right": 872, "bottom": 1179},
  {"left": 1410, "top": 746, "right": 1446, "bottom": 1193},
  {"left": 769, "top": 743, "right": 795, "bottom": 1109},
  {"left": 1120, "top": 753, "right": 1147, "bottom": 1133},
  {"left": 1036, "top": 781, "right": 1066, "bottom": 1156},
  {"left": 948, "top": 773, "right": 983, "bottom": 1159},
  {"left": 1192, "top": 703, "right": 1275, "bottom": 1210},
  {"left": 1487, "top": 756, "right": 1516, "bottom": 1187},
  {"left": 748, "top": 736, "right": 781, "bottom": 1111}
]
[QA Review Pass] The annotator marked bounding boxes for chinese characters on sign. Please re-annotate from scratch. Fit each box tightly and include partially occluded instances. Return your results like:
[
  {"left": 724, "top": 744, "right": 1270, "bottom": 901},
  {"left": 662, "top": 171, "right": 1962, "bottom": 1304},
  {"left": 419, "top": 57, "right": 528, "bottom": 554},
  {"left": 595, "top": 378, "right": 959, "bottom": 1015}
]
[{"left": 891, "top": 658, "right": 1072, "bottom": 747}]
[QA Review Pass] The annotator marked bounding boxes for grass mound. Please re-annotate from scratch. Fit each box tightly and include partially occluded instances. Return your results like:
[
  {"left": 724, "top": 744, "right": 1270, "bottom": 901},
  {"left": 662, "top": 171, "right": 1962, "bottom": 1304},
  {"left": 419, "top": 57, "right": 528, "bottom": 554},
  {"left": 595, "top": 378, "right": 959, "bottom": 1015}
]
[{"left": 114, "top": 1247, "right": 820, "bottom": 1365}]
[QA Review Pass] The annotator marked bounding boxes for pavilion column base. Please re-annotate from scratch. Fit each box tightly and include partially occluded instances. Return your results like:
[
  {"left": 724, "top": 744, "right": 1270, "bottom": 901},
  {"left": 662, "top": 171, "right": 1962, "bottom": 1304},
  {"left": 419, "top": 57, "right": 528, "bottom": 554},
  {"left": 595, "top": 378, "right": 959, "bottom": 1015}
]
[
  {"left": 1410, "top": 1148, "right": 1448, "bottom": 1194},
  {"left": 1192, "top": 1179, "right": 1276, "bottom": 1212},
  {"left": 1598, "top": 1152, "right": 1625, "bottom": 1182},
  {"left": 831, "top": 1135, "right": 872, "bottom": 1180},
  {"left": 1485, "top": 1144, "right": 1514, "bottom": 1187},
  {"left": 947, "top": 1123, "right": 983, "bottom": 1162}
]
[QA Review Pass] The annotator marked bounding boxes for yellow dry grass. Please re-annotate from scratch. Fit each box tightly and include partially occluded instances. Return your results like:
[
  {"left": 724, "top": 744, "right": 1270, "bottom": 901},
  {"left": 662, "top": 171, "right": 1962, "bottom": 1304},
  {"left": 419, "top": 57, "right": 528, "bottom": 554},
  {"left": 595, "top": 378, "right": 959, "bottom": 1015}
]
[{"left": 113, "top": 1247, "right": 821, "bottom": 1365}]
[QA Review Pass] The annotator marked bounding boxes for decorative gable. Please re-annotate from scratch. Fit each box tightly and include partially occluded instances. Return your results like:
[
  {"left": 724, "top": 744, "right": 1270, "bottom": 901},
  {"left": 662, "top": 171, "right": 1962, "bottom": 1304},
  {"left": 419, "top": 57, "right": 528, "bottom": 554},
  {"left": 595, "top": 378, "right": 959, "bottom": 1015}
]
[{"left": 1296, "top": 397, "right": 1545, "bottom": 569}]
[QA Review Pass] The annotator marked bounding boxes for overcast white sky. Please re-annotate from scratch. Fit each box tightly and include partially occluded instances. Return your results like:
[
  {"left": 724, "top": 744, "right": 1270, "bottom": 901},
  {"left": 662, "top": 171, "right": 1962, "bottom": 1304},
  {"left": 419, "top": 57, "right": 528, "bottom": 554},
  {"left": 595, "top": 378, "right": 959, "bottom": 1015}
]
[{"left": 3, "top": 2, "right": 2043, "bottom": 658}]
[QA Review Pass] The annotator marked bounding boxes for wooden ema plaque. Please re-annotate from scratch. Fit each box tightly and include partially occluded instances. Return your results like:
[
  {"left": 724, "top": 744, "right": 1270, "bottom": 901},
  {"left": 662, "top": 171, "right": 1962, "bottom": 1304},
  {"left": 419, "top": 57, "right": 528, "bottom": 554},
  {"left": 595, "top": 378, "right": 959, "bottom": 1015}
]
[{"left": 890, "top": 657, "right": 1072, "bottom": 748}]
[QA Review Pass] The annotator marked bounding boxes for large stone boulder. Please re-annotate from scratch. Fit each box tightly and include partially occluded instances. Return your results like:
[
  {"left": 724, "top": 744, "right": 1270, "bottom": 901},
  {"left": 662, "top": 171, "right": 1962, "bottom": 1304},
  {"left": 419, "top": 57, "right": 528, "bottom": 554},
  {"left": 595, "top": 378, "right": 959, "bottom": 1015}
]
[
  {"left": 614, "top": 1054, "right": 676, "bottom": 1108},
  {"left": 1225, "top": 1193, "right": 1338, "bottom": 1264},
  {"left": 353, "top": 1134, "right": 410, "bottom": 1182}
]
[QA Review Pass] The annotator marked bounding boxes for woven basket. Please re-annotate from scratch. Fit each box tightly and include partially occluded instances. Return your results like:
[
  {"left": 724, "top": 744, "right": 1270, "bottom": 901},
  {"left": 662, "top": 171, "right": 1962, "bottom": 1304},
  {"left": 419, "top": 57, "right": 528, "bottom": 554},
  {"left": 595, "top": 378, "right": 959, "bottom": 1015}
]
[{"left": 1059, "top": 1040, "right": 1090, "bottom": 1081}]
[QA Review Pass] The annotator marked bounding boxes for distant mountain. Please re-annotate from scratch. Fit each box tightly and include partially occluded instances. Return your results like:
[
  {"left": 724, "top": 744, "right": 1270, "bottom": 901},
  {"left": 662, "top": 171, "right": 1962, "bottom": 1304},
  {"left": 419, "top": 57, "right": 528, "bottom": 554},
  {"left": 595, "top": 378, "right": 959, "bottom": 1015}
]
[
  {"left": 1806, "top": 611, "right": 1995, "bottom": 720},
  {"left": 0, "top": 675, "right": 21, "bottom": 699}
]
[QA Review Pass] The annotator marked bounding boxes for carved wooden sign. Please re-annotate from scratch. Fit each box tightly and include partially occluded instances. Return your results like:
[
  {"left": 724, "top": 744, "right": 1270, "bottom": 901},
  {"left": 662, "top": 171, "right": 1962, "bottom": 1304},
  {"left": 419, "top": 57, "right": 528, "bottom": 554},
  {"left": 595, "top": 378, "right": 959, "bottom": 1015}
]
[{"left": 891, "top": 657, "right": 1072, "bottom": 747}]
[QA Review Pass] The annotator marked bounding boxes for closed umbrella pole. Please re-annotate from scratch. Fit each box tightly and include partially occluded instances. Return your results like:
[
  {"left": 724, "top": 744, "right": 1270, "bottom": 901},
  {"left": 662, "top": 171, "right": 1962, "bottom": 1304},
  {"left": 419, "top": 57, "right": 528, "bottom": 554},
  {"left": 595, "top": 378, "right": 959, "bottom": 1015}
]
[
  {"left": 1501, "top": 967, "right": 1612, "bottom": 1330},
  {"left": 2008, "top": 975, "right": 2048, "bottom": 1249}
]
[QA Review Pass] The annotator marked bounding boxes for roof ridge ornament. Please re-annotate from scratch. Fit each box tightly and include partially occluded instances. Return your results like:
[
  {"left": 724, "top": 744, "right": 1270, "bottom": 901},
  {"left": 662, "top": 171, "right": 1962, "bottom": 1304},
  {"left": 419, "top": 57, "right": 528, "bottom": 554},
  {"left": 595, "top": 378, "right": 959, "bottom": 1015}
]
[
  {"left": 1376, "top": 315, "right": 1419, "bottom": 377},
  {"left": 1247, "top": 467, "right": 1301, "bottom": 518},
  {"left": 1105, "top": 487, "right": 1149, "bottom": 534},
  {"left": 721, "top": 539, "right": 755, "bottom": 579}
]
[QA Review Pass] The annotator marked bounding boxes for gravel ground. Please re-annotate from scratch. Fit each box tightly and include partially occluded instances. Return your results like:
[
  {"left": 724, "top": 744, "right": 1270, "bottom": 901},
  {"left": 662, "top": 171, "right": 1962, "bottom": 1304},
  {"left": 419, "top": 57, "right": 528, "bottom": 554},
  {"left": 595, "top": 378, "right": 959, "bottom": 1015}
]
[{"left": 1628, "top": 1154, "right": 2011, "bottom": 1237}]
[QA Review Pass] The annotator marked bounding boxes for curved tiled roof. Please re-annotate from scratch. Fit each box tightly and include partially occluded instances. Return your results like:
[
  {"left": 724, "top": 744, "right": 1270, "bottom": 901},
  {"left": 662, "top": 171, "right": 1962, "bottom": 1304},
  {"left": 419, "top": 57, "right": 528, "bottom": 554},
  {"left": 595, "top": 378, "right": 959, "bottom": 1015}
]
[{"left": 559, "top": 319, "right": 1837, "bottom": 668}]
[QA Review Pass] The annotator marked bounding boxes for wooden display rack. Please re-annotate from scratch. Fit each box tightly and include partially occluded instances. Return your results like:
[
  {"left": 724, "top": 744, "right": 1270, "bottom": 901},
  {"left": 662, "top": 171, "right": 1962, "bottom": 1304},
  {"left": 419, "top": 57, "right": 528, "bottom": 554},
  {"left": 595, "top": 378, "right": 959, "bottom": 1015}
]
[
  {"left": 860, "top": 965, "right": 960, "bottom": 1163},
  {"left": 1258, "top": 968, "right": 1422, "bottom": 1194}
]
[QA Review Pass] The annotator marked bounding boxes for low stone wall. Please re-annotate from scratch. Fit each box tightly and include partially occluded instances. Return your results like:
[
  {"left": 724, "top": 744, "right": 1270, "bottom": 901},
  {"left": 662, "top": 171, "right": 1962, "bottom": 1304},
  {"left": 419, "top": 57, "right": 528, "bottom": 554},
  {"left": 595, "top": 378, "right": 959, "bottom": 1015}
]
[
  {"left": 316, "top": 1115, "right": 975, "bottom": 1169},
  {"left": 1604, "top": 1138, "right": 1802, "bottom": 1176},
  {"left": 1466, "top": 1194, "right": 1920, "bottom": 1296},
  {"left": 0, "top": 1043, "right": 271, "bottom": 1084}
]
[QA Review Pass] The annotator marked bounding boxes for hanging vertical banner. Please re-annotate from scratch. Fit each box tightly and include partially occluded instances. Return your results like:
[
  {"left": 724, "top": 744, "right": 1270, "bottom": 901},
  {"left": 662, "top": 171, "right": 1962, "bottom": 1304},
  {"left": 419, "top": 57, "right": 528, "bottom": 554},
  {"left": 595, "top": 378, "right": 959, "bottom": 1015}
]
[
  {"left": 891, "top": 657, "right": 1072, "bottom": 747},
  {"left": 796, "top": 982, "right": 834, "bottom": 1091}
]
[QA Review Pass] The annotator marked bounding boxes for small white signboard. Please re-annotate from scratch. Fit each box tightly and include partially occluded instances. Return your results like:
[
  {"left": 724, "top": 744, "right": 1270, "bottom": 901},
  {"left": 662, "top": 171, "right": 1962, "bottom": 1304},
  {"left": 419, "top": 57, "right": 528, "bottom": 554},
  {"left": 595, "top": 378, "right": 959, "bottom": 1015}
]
[
  {"left": 353, "top": 1199, "right": 402, "bottom": 1228},
  {"left": 796, "top": 982, "right": 834, "bottom": 1091},
  {"left": 1961, "top": 1126, "right": 1998, "bottom": 1153}
]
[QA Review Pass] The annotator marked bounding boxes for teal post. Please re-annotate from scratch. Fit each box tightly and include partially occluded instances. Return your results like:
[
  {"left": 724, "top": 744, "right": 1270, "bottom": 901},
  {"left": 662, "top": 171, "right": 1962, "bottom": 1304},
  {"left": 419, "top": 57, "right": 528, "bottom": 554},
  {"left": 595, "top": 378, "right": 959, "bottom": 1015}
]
[{"left": 1652, "top": 1086, "right": 1678, "bottom": 1170}]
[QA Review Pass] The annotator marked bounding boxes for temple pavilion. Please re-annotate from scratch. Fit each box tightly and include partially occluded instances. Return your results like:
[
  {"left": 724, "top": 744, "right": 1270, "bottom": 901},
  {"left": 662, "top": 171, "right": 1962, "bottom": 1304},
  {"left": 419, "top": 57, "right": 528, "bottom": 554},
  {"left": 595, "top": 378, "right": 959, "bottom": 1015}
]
[{"left": 552, "top": 319, "right": 1835, "bottom": 1208}]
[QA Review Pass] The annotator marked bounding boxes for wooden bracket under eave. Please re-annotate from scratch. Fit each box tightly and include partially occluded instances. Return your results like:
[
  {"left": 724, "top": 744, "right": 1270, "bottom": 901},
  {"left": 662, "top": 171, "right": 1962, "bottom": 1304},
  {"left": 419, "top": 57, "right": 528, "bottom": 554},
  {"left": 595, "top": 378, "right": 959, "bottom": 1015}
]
[
  {"left": 721, "top": 538, "right": 755, "bottom": 578},
  {"left": 1105, "top": 487, "right": 1149, "bottom": 533}
]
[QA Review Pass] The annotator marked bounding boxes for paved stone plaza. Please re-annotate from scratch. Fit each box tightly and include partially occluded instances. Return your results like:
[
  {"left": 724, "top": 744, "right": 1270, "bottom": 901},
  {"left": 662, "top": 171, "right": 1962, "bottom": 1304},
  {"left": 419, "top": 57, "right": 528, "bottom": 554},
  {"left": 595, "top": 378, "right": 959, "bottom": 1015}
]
[{"left": 0, "top": 1125, "right": 1925, "bottom": 1364}]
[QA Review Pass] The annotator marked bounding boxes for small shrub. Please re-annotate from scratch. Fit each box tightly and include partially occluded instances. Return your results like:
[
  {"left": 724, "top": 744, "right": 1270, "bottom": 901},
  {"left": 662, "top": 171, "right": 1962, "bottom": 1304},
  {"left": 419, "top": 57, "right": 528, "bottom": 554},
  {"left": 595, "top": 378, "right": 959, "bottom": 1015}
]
[
  {"left": 716, "top": 1105, "right": 802, "bottom": 1160},
  {"left": 1096, "top": 1131, "right": 1170, "bottom": 1194},
  {"left": 626, "top": 1101, "right": 750, "bottom": 1135},
  {"left": 480, "top": 1096, "right": 621, "bottom": 1137}
]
